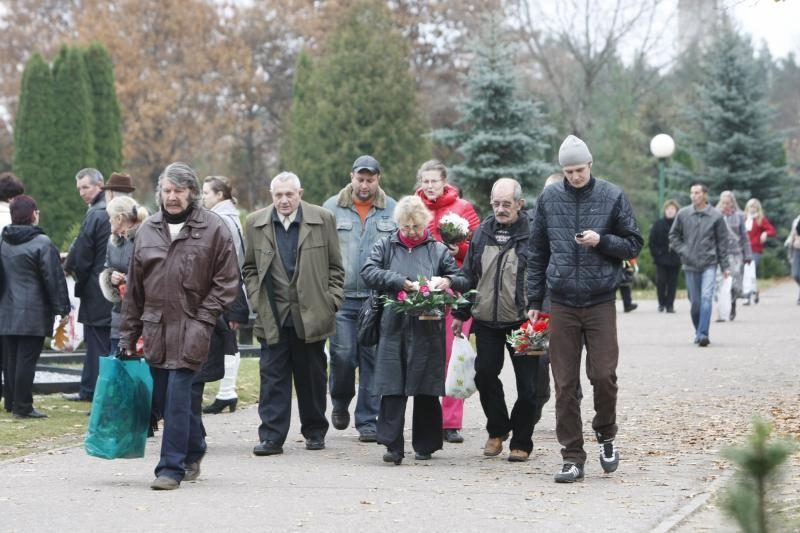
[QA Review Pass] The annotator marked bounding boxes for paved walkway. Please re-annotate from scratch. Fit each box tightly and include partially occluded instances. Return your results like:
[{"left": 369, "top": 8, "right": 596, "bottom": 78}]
[{"left": 1, "top": 282, "right": 798, "bottom": 532}]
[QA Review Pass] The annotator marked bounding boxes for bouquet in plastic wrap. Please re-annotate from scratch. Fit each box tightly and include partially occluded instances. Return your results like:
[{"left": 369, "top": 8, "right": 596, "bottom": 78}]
[
  {"left": 506, "top": 313, "right": 551, "bottom": 355},
  {"left": 437, "top": 213, "right": 470, "bottom": 246}
]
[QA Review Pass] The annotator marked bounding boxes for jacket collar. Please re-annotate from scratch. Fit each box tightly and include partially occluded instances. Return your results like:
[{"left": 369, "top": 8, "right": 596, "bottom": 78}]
[
  {"left": 90, "top": 191, "right": 106, "bottom": 209},
  {"left": 416, "top": 184, "right": 458, "bottom": 210},
  {"left": 389, "top": 229, "right": 436, "bottom": 250},
  {"left": 485, "top": 213, "right": 529, "bottom": 239},
  {"left": 564, "top": 176, "right": 596, "bottom": 195},
  {"left": 335, "top": 184, "right": 388, "bottom": 209},
  {"left": 148, "top": 204, "right": 209, "bottom": 229},
  {"left": 253, "top": 201, "right": 323, "bottom": 229}
]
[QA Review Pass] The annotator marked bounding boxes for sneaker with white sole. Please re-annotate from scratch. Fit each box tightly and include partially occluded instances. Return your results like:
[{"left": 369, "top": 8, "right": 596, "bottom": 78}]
[
  {"left": 599, "top": 439, "right": 619, "bottom": 473},
  {"left": 554, "top": 462, "right": 584, "bottom": 483}
]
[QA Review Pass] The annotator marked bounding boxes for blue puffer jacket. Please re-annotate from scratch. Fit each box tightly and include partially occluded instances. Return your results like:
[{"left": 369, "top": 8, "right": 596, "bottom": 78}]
[
  {"left": 527, "top": 176, "right": 643, "bottom": 309},
  {"left": 323, "top": 185, "right": 397, "bottom": 299}
]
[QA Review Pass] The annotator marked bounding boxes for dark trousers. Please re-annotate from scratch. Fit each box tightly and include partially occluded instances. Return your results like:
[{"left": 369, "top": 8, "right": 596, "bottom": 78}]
[
  {"left": 656, "top": 264, "right": 680, "bottom": 310},
  {"left": 2, "top": 336, "right": 44, "bottom": 415},
  {"left": 549, "top": 301, "right": 619, "bottom": 464},
  {"left": 190, "top": 380, "right": 207, "bottom": 438},
  {"left": 329, "top": 297, "right": 380, "bottom": 432},
  {"left": 151, "top": 367, "right": 206, "bottom": 482},
  {"left": 377, "top": 394, "right": 443, "bottom": 455},
  {"left": 79, "top": 325, "right": 111, "bottom": 400},
  {"left": 472, "top": 322, "right": 550, "bottom": 453},
  {"left": 0, "top": 336, "right": 4, "bottom": 407},
  {"left": 619, "top": 285, "right": 633, "bottom": 309},
  {"left": 257, "top": 328, "right": 329, "bottom": 445}
]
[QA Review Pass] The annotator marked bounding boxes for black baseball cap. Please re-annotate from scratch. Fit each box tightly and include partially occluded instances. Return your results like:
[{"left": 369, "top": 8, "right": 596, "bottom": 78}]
[{"left": 352, "top": 155, "right": 381, "bottom": 174}]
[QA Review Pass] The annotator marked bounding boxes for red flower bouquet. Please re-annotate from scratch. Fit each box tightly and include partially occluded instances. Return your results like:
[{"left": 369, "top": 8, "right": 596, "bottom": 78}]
[{"left": 506, "top": 313, "right": 550, "bottom": 355}]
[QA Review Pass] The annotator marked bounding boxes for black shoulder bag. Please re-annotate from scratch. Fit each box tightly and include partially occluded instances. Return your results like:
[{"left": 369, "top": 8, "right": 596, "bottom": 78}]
[{"left": 357, "top": 239, "right": 392, "bottom": 347}]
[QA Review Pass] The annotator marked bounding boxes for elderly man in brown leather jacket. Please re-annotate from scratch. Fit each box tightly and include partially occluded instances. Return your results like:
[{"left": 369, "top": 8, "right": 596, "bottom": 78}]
[{"left": 120, "top": 162, "right": 239, "bottom": 491}]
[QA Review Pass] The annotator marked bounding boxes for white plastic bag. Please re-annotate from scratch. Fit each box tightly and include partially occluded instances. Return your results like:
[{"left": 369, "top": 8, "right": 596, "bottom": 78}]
[
  {"left": 444, "top": 335, "right": 477, "bottom": 399},
  {"left": 716, "top": 275, "right": 733, "bottom": 322},
  {"left": 51, "top": 276, "right": 83, "bottom": 351},
  {"left": 742, "top": 260, "right": 757, "bottom": 296}
]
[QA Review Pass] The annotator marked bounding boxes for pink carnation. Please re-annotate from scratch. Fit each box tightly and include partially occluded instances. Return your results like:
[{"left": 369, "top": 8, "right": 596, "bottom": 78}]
[
  {"left": 420, "top": 286, "right": 430, "bottom": 297},
  {"left": 396, "top": 291, "right": 407, "bottom": 302}
]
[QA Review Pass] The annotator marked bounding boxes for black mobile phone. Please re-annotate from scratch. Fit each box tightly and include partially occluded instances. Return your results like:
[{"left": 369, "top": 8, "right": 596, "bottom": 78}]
[{"left": 575, "top": 232, "right": 584, "bottom": 239}]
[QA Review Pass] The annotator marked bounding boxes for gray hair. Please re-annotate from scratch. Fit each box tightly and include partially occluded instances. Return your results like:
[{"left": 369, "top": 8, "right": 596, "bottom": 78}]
[
  {"left": 155, "top": 162, "right": 201, "bottom": 207},
  {"left": 393, "top": 195, "right": 432, "bottom": 227},
  {"left": 270, "top": 171, "right": 302, "bottom": 193},
  {"left": 544, "top": 173, "right": 562, "bottom": 189},
  {"left": 75, "top": 168, "right": 104, "bottom": 185},
  {"left": 491, "top": 178, "right": 523, "bottom": 201}
]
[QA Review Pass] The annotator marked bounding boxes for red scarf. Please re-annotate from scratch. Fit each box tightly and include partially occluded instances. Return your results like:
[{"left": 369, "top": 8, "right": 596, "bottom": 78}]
[{"left": 398, "top": 230, "right": 429, "bottom": 248}]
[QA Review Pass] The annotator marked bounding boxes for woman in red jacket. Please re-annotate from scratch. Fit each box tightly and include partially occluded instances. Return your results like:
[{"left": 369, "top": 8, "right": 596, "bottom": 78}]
[
  {"left": 743, "top": 198, "right": 776, "bottom": 305},
  {"left": 415, "top": 160, "right": 480, "bottom": 444}
]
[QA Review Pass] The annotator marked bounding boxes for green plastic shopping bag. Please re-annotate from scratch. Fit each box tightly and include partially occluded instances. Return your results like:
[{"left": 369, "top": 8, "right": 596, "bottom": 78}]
[{"left": 85, "top": 355, "right": 153, "bottom": 459}]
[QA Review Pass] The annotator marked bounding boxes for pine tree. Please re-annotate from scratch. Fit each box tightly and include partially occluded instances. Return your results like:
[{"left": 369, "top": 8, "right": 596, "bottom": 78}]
[
  {"left": 689, "top": 20, "right": 786, "bottom": 218},
  {"left": 433, "top": 15, "right": 553, "bottom": 207},
  {"left": 12, "top": 53, "right": 56, "bottom": 216},
  {"left": 84, "top": 43, "right": 123, "bottom": 179},
  {"left": 50, "top": 45, "right": 96, "bottom": 247},
  {"left": 280, "top": 0, "right": 430, "bottom": 203},
  {"left": 280, "top": 51, "right": 323, "bottom": 198}
]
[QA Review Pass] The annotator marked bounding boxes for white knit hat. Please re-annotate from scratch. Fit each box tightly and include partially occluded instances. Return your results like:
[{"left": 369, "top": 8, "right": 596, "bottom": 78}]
[{"left": 558, "top": 135, "right": 593, "bottom": 167}]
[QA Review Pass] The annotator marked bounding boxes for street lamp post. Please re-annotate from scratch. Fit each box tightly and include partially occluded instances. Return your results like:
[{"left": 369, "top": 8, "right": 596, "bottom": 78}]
[{"left": 650, "top": 134, "right": 676, "bottom": 215}]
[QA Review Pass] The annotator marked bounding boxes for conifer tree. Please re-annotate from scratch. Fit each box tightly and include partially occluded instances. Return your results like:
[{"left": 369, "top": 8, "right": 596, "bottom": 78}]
[
  {"left": 689, "top": 20, "right": 786, "bottom": 218},
  {"left": 280, "top": 0, "right": 429, "bottom": 203},
  {"left": 433, "top": 15, "right": 553, "bottom": 206},
  {"left": 13, "top": 53, "right": 56, "bottom": 216},
  {"left": 50, "top": 45, "right": 96, "bottom": 247},
  {"left": 84, "top": 43, "right": 122, "bottom": 179},
  {"left": 280, "top": 51, "right": 322, "bottom": 196}
]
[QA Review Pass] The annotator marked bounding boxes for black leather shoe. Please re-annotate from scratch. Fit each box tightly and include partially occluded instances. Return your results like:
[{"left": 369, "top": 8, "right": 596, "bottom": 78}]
[
  {"left": 623, "top": 303, "right": 638, "bottom": 313},
  {"left": 202, "top": 398, "right": 237, "bottom": 414},
  {"left": 13, "top": 408, "right": 48, "bottom": 419},
  {"left": 443, "top": 429, "right": 464, "bottom": 443},
  {"left": 666, "top": 307, "right": 676, "bottom": 313},
  {"left": 305, "top": 438, "right": 325, "bottom": 450},
  {"left": 414, "top": 452, "right": 432, "bottom": 460},
  {"left": 383, "top": 450, "right": 403, "bottom": 465},
  {"left": 358, "top": 430, "right": 377, "bottom": 442},
  {"left": 331, "top": 409, "right": 350, "bottom": 430},
  {"left": 253, "top": 441, "right": 283, "bottom": 456}
]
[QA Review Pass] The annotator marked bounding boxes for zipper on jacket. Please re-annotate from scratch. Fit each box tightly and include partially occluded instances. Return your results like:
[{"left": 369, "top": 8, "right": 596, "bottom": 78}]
[{"left": 575, "top": 192, "right": 581, "bottom": 304}]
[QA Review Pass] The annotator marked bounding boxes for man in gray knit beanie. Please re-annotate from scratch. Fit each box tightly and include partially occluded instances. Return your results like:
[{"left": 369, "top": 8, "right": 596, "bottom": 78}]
[{"left": 526, "top": 134, "right": 643, "bottom": 483}]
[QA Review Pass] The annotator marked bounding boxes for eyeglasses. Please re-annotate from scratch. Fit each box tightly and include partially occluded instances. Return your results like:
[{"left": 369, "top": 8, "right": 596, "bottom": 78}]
[
  {"left": 490, "top": 201, "right": 515, "bottom": 209},
  {"left": 401, "top": 224, "right": 425, "bottom": 232}
]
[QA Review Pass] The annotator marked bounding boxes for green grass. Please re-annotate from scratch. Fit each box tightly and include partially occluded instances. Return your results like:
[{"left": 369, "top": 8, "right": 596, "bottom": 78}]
[{"left": 0, "top": 358, "right": 263, "bottom": 460}]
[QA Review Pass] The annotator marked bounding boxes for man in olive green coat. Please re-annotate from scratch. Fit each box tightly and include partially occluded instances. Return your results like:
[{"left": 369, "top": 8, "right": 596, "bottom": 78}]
[{"left": 243, "top": 172, "right": 344, "bottom": 456}]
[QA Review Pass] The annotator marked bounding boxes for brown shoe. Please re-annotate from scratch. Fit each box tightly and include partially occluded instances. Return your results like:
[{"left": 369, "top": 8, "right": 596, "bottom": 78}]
[
  {"left": 150, "top": 476, "right": 180, "bottom": 490},
  {"left": 508, "top": 449, "right": 530, "bottom": 462},
  {"left": 483, "top": 434, "right": 509, "bottom": 457}
]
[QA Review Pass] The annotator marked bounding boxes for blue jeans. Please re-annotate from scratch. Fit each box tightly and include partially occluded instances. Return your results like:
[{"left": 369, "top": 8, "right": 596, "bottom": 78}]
[
  {"left": 151, "top": 368, "right": 206, "bottom": 482},
  {"left": 684, "top": 267, "right": 717, "bottom": 340},
  {"left": 79, "top": 326, "right": 111, "bottom": 400},
  {"left": 328, "top": 297, "right": 379, "bottom": 432}
]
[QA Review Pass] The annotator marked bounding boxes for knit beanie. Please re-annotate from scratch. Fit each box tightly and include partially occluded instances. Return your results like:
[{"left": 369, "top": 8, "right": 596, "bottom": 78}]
[{"left": 558, "top": 135, "right": 593, "bottom": 167}]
